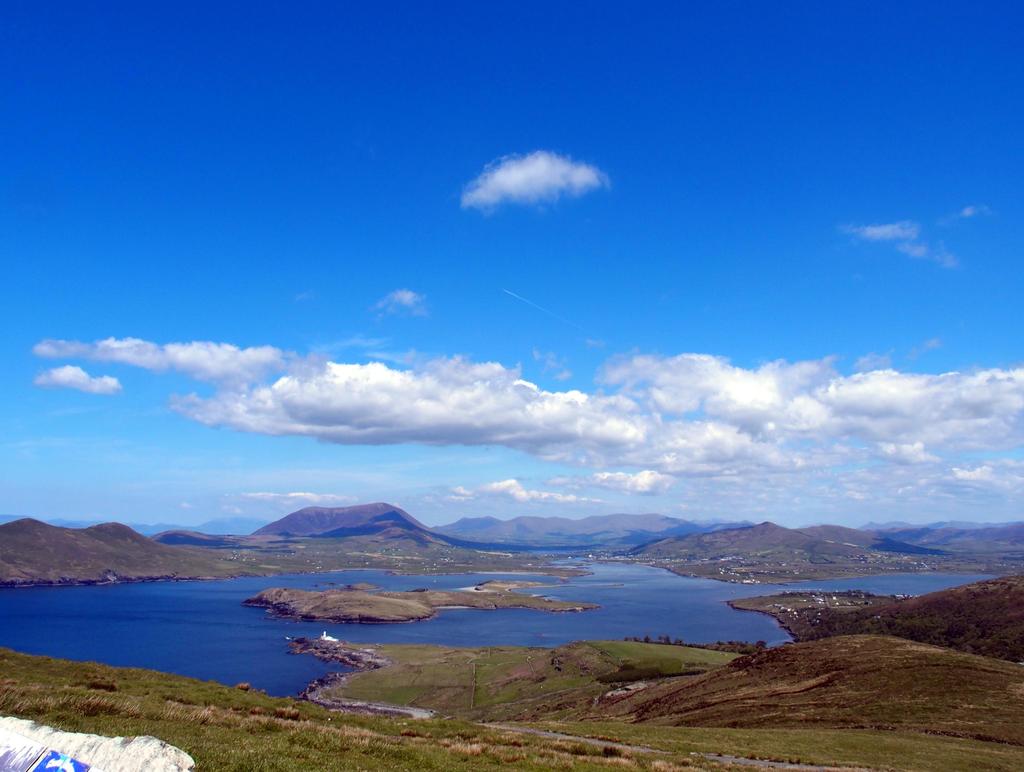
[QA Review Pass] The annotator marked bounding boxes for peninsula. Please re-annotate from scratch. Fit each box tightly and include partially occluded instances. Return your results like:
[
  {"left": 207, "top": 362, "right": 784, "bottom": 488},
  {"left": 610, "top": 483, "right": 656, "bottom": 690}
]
[{"left": 243, "top": 580, "right": 597, "bottom": 623}]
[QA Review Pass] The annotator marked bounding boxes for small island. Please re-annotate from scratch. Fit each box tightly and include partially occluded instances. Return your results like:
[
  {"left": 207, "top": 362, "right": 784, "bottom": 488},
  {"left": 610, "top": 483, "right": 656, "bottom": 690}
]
[{"left": 243, "top": 579, "right": 598, "bottom": 623}]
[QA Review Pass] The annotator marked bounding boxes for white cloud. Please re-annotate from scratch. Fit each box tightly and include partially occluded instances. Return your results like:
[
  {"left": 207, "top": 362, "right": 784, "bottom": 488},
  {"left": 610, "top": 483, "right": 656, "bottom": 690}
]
[
  {"left": 477, "top": 479, "right": 597, "bottom": 504},
  {"left": 34, "top": 337, "right": 285, "bottom": 384},
  {"left": 461, "top": 151, "right": 609, "bottom": 210},
  {"left": 951, "top": 465, "right": 995, "bottom": 482},
  {"left": 587, "top": 470, "right": 676, "bottom": 494},
  {"left": 174, "top": 357, "right": 642, "bottom": 463},
  {"left": 842, "top": 220, "right": 957, "bottom": 268},
  {"left": 843, "top": 221, "right": 920, "bottom": 242},
  {"left": 533, "top": 348, "right": 572, "bottom": 381},
  {"left": 908, "top": 337, "right": 942, "bottom": 360},
  {"left": 33, "top": 365, "right": 122, "bottom": 395},
  {"left": 239, "top": 492, "right": 358, "bottom": 508},
  {"left": 877, "top": 441, "right": 938, "bottom": 465},
  {"left": 374, "top": 289, "right": 427, "bottom": 317},
  {"left": 31, "top": 335, "right": 1024, "bottom": 515},
  {"left": 854, "top": 352, "right": 892, "bottom": 372},
  {"left": 958, "top": 204, "right": 991, "bottom": 219}
]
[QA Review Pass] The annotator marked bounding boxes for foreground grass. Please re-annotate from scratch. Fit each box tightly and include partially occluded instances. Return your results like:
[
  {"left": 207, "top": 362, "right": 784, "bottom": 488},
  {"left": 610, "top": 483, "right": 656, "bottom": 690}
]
[
  {"left": 0, "top": 648, "right": 735, "bottom": 771},
  {"left": 530, "top": 722, "right": 1024, "bottom": 772}
]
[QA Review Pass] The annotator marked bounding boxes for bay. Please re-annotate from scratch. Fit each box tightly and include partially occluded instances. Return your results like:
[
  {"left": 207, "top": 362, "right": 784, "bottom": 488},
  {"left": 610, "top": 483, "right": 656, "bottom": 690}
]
[{"left": 0, "top": 563, "right": 990, "bottom": 696}]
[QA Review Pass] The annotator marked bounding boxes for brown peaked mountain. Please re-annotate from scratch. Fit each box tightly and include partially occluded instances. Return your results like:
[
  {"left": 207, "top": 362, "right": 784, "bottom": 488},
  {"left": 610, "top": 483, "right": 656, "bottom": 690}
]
[
  {"left": 0, "top": 518, "right": 236, "bottom": 586},
  {"left": 251, "top": 502, "right": 449, "bottom": 545}
]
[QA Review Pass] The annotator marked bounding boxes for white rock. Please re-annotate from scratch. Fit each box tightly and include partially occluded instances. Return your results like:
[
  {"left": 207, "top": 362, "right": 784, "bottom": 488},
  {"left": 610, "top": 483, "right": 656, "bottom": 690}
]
[{"left": 0, "top": 716, "right": 194, "bottom": 772}]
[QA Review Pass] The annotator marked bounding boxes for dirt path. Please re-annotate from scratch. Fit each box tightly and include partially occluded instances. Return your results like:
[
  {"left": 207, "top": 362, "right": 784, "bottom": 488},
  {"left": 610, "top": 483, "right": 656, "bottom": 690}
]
[{"left": 482, "top": 724, "right": 667, "bottom": 754}]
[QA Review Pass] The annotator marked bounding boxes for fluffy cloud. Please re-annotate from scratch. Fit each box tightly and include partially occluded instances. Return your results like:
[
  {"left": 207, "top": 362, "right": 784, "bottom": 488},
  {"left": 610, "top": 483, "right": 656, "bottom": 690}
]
[
  {"left": 610, "top": 353, "right": 1024, "bottom": 455},
  {"left": 374, "top": 289, "right": 427, "bottom": 317},
  {"left": 877, "top": 441, "right": 939, "bottom": 465},
  {"left": 477, "top": 479, "right": 597, "bottom": 504},
  {"left": 33, "top": 365, "right": 122, "bottom": 395},
  {"left": 174, "top": 357, "right": 643, "bottom": 462},
  {"left": 461, "top": 151, "right": 608, "bottom": 210},
  {"left": 554, "top": 470, "right": 676, "bottom": 495},
  {"left": 32, "top": 335, "right": 1024, "bottom": 510},
  {"left": 34, "top": 337, "right": 285, "bottom": 383}
]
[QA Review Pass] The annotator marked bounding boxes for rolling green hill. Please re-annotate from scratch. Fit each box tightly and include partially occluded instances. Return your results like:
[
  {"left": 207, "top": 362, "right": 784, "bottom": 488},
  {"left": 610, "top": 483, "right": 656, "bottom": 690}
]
[{"left": 315, "top": 640, "right": 736, "bottom": 721}]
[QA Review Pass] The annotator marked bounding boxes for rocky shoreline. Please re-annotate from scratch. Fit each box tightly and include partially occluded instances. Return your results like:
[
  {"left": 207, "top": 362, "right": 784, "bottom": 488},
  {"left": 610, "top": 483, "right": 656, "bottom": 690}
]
[
  {"left": 0, "top": 572, "right": 224, "bottom": 589},
  {"left": 289, "top": 637, "right": 436, "bottom": 719}
]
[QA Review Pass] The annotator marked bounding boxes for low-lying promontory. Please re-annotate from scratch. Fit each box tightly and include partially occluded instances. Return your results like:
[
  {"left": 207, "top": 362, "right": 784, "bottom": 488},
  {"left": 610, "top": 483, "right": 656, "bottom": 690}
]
[{"left": 243, "top": 580, "right": 597, "bottom": 623}]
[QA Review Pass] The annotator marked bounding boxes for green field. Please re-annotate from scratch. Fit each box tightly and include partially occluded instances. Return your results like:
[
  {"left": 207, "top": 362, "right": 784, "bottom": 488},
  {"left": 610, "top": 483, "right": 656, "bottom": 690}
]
[{"left": 329, "top": 640, "right": 736, "bottom": 720}]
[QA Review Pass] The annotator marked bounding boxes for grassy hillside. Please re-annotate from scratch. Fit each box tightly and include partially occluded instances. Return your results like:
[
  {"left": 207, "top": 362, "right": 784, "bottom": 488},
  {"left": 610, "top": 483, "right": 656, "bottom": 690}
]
[
  {"left": 4, "top": 643, "right": 1024, "bottom": 771},
  {"left": 585, "top": 635, "right": 1024, "bottom": 745},
  {"left": 0, "top": 647, "right": 742, "bottom": 771},
  {"left": 733, "top": 575, "right": 1024, "bottom": 661},
  {"left": 324, "top": 640, "right": 735, "bottom": 720}
]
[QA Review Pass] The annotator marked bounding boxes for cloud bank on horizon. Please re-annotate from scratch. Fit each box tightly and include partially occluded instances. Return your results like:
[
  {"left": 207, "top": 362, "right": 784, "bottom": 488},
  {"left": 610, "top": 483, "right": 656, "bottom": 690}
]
[{"left": 32, "top": 334, "right": 1024, "bottom": 514}]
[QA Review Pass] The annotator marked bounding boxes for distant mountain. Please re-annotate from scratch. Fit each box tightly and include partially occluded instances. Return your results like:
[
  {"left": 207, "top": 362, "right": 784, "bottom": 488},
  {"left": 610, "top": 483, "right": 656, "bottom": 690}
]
[
  {"left": 0, "top": 518, "right": 237, "bottom": 586},
  {"left": 436, "top": 513, "right": 741, "bottom": 547},
  {"left": 798, "top": 524, "right": 944, "bottom": 555},
  {"left": 192, "top": 516, "right": 271, "bottom": 534},
  {"left": 151, "top": 530, "right": 242, "bottom": 548},
  {"left": 880, "top": 523, "right": 1024, "bottom": 552},
  {"left": 632, "top": 522, "right": 858, "bottom": 560},
  {"left": 864, "top": 520, "right": 1024, "bottom": 531},
  {"left": 0, "top": 515, "right": 269, "bottom": 536},
  {"left": 252, "top": 502, "right": 450, "bottom": 546},
  {"left": 633, "top": 522, "right": 944, "bottom": 561}
]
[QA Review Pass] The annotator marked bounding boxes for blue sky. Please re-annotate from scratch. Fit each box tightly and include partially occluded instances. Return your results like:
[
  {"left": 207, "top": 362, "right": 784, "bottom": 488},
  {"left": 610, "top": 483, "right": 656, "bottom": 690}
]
[{"left": 3, "top": 2, "right": 1023, "bottom": 527}]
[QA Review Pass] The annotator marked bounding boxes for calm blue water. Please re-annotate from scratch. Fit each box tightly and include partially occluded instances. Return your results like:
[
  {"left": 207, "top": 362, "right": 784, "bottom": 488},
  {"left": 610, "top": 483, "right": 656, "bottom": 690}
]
[{"left": 0, "top": 563, "right": 990, "bottom": 696}]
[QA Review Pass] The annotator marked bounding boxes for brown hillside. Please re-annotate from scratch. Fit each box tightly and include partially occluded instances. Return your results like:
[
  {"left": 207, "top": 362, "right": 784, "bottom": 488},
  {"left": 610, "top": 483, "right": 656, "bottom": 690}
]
[
  {"left": 0, "top": 518, "right": 236, "bottom": 585},
  {"left": 785, "top": 575, "right": 1024, "bottom": 661},
  {"left": 589, "top": 635, "right": 1024, "bottom": 745}
]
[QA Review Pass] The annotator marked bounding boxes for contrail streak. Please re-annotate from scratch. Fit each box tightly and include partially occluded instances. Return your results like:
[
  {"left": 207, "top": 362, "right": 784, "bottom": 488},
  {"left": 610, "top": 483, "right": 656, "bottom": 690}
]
[{"left": 501, "top": 289, "right": 588, "bottom": 333}]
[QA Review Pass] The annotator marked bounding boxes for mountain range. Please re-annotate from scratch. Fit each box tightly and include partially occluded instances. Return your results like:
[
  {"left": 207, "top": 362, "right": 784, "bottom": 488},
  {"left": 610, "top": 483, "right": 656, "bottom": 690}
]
[
  {"left": 631, "top": 521, "right": 942, "bottom": 560},
  {"left": 434, "top": 513, "right": 745, "bottom": 547}
]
